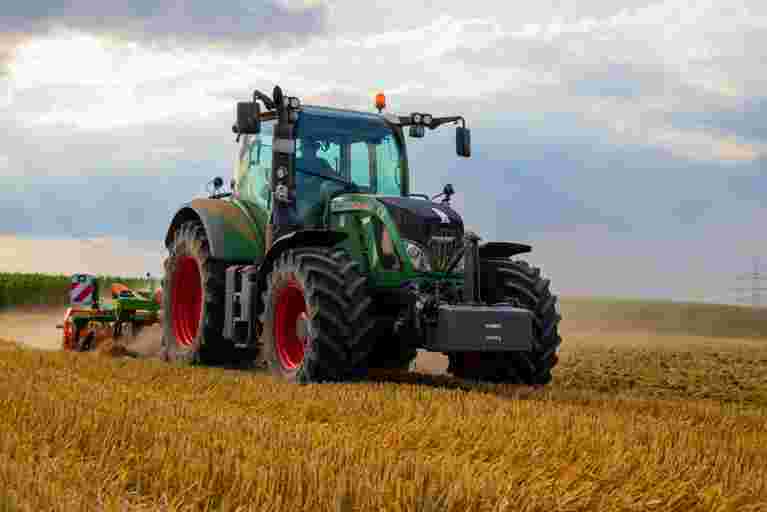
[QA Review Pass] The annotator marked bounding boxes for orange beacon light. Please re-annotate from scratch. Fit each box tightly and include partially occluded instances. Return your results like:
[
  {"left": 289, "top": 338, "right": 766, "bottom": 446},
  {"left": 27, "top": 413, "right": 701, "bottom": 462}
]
[{"left": 375, "top": 92, "right": 386, "bottom": 112}]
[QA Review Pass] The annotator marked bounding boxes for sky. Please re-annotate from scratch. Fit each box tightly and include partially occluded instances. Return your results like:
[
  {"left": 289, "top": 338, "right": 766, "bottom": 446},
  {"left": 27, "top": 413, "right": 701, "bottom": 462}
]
[{"left": 0, "top": 0, "right": 765, "bottom": 303}]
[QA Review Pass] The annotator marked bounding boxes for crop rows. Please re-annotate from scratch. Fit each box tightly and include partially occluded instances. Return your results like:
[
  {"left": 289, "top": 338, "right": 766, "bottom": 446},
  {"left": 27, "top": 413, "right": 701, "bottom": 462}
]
[{"left": 0, "top": 337, "right": 766, "bottom": 511}]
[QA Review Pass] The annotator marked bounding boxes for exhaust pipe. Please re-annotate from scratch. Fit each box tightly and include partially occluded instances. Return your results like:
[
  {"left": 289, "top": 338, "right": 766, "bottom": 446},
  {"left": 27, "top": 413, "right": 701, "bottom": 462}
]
[{"left": 462, "top": 231, "right": 482, "bottom": 304}]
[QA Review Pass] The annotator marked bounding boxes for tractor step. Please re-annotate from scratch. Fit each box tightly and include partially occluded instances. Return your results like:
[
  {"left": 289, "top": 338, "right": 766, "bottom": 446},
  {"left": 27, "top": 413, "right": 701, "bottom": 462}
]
[
  {"left": 224, "top": 265, "right": 260, "bottom": 346},
  {"left": 423, "top": 304, "right": 534, "bottom": 352}
]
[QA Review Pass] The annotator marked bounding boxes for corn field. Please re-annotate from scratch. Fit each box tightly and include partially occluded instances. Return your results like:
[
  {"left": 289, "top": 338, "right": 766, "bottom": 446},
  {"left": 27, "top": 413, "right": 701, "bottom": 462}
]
[{"left": 0, "top": 273, "right": 153, "bottom": 310}]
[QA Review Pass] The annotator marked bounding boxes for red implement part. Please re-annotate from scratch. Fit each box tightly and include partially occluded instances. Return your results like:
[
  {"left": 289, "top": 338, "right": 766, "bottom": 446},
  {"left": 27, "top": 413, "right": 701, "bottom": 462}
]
[
  {"left": 61, "top": 308, "right": 75, "bottom": 350},
  {"left": 59, "top": 307, "right": 114, "bottom": 351},
  {"left": 111, "top": 283, "right": 132, "bottom": 299}
]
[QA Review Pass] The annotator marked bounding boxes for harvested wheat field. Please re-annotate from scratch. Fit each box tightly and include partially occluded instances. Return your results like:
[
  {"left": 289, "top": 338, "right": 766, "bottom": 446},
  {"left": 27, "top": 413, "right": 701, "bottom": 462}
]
[{"left": 1, "top": 299, "right": 767, "bottom": 511}]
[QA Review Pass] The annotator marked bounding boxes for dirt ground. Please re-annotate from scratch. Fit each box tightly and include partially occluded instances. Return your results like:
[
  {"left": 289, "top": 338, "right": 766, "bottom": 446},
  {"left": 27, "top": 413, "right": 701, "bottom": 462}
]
[
  {"left": 1, "top": 302, "right": 764, "bottom": 374},
  {"left": 0, "top": 305, "right": 164, "bottom": 357},
  {"left": 412, "top": 324, "right": 767, "bottom": 375},
  {"left": 0, "top": 305, "right": 479, "bottom": 372},
  {"left": 0, "top": 306, "right": 62, "bottom": 351}
]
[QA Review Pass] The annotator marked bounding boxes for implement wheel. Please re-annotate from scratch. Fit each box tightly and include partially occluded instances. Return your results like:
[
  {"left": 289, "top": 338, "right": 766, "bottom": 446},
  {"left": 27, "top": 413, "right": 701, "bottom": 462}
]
[
  {"left": 260, "top": 247, "right": 376, "bottom": 383},
  {"left": 448, "top": 259, "right": 562, "bottom": 385}
]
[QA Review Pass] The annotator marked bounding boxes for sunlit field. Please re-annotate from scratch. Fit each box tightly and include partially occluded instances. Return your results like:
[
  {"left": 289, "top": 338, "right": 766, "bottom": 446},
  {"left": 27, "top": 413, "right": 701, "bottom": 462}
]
[{"left": 0, "top": 297, "right": 766, "bottom": 511}]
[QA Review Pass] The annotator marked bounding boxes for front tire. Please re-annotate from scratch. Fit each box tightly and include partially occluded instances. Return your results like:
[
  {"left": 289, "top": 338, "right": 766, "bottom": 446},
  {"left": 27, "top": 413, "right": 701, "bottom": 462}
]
[
  {"left": 448, "top": 259, "right": 562, "bottom": 385},
  {"left": 260, "top": 247, "right": 376, "bottom": 383}
]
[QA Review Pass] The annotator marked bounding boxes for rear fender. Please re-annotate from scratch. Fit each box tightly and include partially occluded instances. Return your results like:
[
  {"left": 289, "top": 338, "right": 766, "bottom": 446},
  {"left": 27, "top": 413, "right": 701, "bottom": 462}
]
[
  {"left": 165, "top": 198, "right": 265, "bottom": 263},
  {"left": 479, "top": 242, "right": 532, "bottom": 259}
]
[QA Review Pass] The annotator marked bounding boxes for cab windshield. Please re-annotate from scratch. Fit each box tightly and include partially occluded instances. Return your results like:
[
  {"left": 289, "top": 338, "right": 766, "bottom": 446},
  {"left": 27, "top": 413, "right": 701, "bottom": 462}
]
[{"left": 294, "top": 107, "right": 404, "bottom": 196}]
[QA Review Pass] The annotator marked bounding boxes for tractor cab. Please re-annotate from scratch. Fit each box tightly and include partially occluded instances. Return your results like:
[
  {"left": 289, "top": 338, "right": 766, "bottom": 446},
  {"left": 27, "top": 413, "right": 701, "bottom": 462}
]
[
  {"left": 230, "top": 87, "right": 471, "bottom": 263},
  {"left": 234, "top": 105, "right": 407, "bottom": 230}
]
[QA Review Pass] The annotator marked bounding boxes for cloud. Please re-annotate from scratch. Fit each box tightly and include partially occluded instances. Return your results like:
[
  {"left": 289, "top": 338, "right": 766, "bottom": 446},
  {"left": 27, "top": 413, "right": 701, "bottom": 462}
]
[
  {"left": 2, "top": 0, "right": 767, "bottom": 304},
  {"left": 437, "top": 2, "right": 767, "bottom": 162},
  {"left": 529, "top": 222, "right": 767, "bottom": 304},
  {"left": 5, "top": 1, "right": 764, "bottom": 165},
  {"left": 669, "top": 97, "right": 767, "bottom": 144},
  {"left": 0, "top": 174, "right": 200, "bottom": 242},
  {"left": 0, "top": 235, "right": 164, "bottom": 276},
  {"left": 0, "top": 0, "right": 327, "bottom": 82},
  {"left": 1, "top": 1, "right": 327, "bottom": 48}
]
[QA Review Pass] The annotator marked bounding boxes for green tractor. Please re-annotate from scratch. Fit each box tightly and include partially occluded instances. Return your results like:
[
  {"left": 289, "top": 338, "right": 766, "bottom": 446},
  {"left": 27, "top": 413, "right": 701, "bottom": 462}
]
[{"left": 161, "top": 86, "right": 562, "bottom": 384}]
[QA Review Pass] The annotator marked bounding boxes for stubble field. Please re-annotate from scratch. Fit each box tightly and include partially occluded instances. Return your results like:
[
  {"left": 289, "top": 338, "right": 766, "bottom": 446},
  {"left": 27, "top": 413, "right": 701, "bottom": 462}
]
[{"left": 0, "top": 298, "right": 766, "bottom": 511}]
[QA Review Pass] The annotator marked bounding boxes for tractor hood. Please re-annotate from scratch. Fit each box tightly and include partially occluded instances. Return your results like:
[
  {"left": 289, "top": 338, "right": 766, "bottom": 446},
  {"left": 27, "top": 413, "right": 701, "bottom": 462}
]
[
  {"left": 330, "top": 194, "right": 465, "bottom": 272},
  {"left": 378, "top": 197, "right": 465, "bottom": 272},
  {"left": 376, "top": 197, "right": 463, "bottom": 245}
]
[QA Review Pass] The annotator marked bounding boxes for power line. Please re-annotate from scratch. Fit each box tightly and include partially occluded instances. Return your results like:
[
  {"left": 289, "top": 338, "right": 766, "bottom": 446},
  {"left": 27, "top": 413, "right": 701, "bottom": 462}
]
[{"left": 734, "top": 256, "right": 767, "bottom": 307}]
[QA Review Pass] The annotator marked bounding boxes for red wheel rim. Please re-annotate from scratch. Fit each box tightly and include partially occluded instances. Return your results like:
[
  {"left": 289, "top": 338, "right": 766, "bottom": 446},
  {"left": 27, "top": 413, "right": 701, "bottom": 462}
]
[
  {"left": 171, "top": 256, "right": 202, "bottom": 347},
  {"left": 274, "top": 279, "right": 307, "bottom": 371}
]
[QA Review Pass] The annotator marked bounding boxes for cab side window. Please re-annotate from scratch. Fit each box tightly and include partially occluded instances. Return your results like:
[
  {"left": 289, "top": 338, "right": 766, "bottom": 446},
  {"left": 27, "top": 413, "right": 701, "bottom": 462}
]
[
  {"left": 350, "top": 141, "right": 372, "bottom": 192},
  {"left": 243, "top": 123, "right": 273, "bottom": 209}
]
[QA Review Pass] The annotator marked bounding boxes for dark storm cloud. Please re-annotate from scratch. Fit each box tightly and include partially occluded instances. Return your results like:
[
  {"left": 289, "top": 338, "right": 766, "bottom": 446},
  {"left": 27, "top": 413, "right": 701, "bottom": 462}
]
[
  {"left": 0, "top": 0, "right": 327, "bottom": 71},
  {"left": 0, "top": 174, "right": 201, "bottom": 241},
  {"left": 1, "top": 1, "right": 327, "bottom": 43}
]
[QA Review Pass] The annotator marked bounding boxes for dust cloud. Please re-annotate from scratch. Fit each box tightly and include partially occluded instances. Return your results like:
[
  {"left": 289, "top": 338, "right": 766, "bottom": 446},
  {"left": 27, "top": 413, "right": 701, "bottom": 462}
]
[
  {"left": 123, "top": 324, "right": 164, "bottom": 358},
  {"left": 0, "top": 305, "right": 165, "bottom": 358}
]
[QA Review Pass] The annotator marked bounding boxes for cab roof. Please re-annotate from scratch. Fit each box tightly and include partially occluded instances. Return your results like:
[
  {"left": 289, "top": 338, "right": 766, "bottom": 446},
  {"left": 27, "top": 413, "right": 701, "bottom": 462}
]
[{"left": 301, "top": 105, "right": 391, "bottom": 124}]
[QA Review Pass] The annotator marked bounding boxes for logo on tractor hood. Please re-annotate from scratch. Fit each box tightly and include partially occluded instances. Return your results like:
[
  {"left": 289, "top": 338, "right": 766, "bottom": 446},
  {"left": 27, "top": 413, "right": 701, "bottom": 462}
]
[{"left": 431, "top": 207, "right": 450, "bottom": 224}]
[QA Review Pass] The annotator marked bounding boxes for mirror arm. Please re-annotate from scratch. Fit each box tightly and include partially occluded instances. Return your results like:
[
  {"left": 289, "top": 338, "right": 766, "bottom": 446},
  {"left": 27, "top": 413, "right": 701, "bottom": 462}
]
[
  {"left": 253, "top": 90, "right": 275, "bottom": 110},
  {"left": 427, "top": 116, "right": 465, "bottom": 130},
  {"left": 398, "top": 115, "right": 466, "bottom": 129}
]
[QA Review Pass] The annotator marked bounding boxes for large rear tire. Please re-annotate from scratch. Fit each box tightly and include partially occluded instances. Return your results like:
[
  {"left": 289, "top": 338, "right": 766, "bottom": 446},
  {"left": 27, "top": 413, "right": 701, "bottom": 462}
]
[
  {"left": 448, "top": 259, "right": 561, "bottom": 385},
  {"left": 161, "top": 221, "right": 256, "bottom": 365},
  {"left": 260, "top": 247, "right": 376, "bottom": 383}
]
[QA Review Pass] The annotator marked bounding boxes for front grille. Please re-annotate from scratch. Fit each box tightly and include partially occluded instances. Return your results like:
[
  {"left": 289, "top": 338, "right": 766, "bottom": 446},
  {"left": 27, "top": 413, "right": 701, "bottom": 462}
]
[{"left": 428, "top": 228, "right": 463, "bottom": 272}]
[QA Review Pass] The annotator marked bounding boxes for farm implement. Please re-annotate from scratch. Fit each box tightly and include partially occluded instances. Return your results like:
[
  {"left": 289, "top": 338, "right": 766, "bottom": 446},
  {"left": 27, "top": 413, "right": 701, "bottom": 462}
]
[{"left": 58, "top": 273, "right": 161, "bottom": 352}]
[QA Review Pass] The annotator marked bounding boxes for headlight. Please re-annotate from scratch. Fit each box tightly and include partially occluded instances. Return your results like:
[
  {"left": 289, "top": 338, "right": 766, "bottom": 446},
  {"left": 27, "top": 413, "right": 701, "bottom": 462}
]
[
  {"left": 404, "top": 240, "right": 431, "bottom": 272},
  {"left": 412, "top": 113, "right": 422, "bottom": 124},
  {"left": 422, "top": 113, "right": 433, "bottom": 125}
]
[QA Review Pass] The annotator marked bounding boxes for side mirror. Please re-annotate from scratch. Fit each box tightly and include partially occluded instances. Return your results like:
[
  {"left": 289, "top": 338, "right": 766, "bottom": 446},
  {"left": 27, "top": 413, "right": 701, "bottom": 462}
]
[
  {"left": 236, "top": 101, "right": 261, "bottom": 134},
  {"left": 456, "top": 127, "right": 471, "bottom": 157},
  {"left": 409, "top": 125, "right": 425, "bottom": 138}
]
